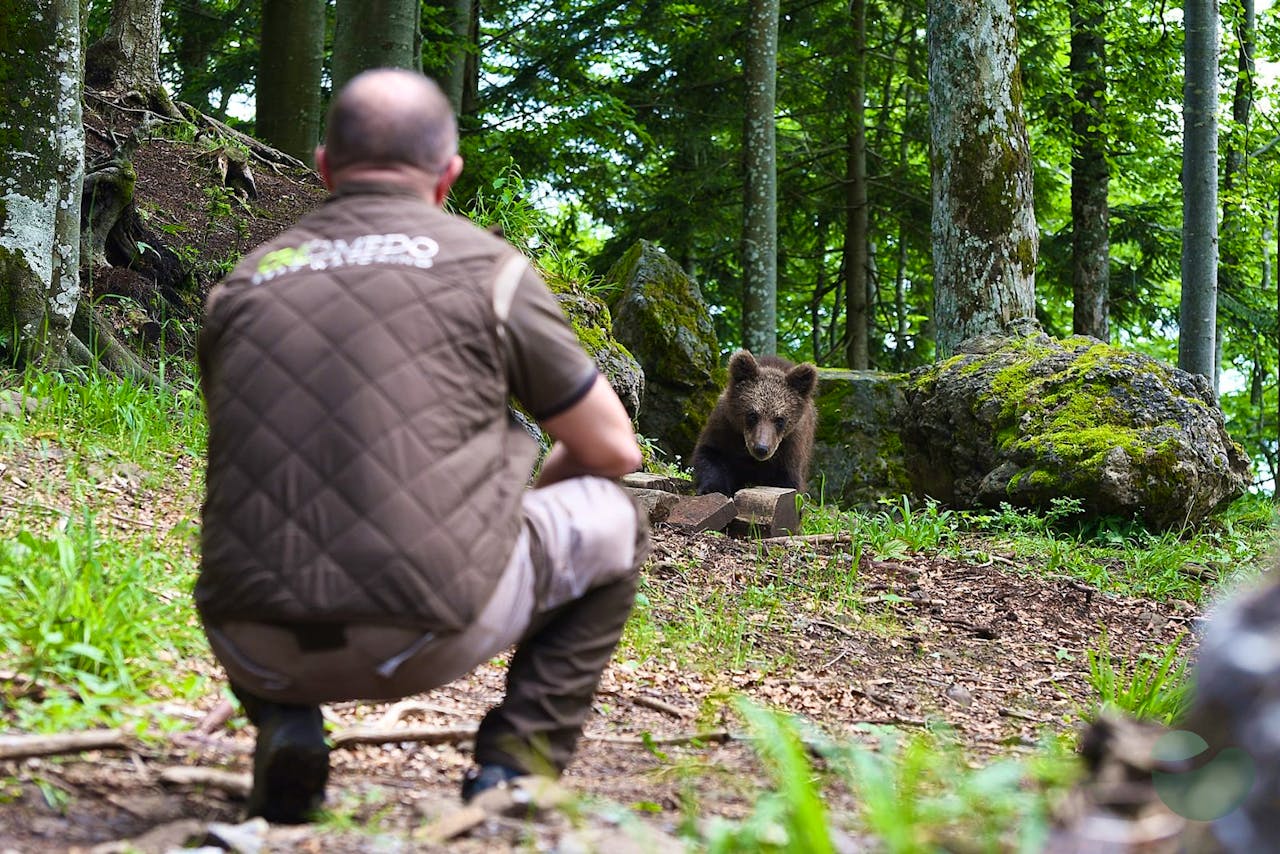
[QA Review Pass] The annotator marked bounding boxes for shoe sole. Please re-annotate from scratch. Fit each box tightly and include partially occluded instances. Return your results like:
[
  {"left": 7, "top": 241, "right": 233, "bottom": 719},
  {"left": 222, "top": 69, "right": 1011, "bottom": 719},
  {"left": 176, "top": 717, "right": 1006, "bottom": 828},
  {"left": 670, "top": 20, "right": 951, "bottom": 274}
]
[{"left": 255, "top": 741, "right": 329, "bottom": 824}]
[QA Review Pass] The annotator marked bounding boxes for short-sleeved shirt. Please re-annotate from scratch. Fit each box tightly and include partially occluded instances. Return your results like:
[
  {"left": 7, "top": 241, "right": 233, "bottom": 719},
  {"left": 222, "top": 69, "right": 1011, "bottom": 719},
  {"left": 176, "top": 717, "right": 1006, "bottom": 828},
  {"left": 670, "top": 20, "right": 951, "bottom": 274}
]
[{"left": 195, "top": 181, "right": 596, "bottom": 632}]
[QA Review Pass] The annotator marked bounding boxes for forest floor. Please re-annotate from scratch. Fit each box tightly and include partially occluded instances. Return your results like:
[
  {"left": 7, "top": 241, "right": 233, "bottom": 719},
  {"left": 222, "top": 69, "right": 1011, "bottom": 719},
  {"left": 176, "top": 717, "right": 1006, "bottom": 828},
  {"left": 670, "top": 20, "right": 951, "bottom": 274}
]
[
  {"left": 0, "top": 95, "right": 1271, "bottom": 852},
  {"left": 0, "top": 432, "right": 1203, "bottom": 852}
]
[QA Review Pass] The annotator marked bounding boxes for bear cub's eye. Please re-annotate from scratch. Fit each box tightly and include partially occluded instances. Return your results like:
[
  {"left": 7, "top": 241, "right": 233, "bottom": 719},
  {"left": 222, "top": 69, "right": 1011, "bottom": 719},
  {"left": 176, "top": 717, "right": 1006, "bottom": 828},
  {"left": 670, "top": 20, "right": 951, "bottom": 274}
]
[
  {"left": 774, "top": 417, "right": 786, "bottom": 431},
  {"left": 745, "top": 412, "right": 760, "bottom": 427}
]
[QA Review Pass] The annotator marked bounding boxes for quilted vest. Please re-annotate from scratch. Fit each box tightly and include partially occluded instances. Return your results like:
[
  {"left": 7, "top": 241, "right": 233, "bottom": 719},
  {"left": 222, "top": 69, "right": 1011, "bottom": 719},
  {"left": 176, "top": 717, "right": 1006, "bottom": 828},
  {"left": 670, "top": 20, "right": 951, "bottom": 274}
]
[{"left": 195, "top": 184, "right": 539, "bottom": 632}]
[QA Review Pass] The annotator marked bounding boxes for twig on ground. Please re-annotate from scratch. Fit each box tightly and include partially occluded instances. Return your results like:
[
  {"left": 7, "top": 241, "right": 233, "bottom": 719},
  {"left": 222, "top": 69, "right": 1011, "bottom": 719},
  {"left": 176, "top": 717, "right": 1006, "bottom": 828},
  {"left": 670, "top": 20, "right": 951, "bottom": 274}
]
[
  {"left": 589, "top": 730, "right": 734, "bottom": 747},
  {"left": 0, "top": 730, "right": 132, "bottom": 761},
  {"left": 998, "top": 706, "right": 1044, "bottom": 723},
  {"left": 329, "top": 724, "right": 481, "bottom": 750},
  {"left": 809, "top": 619, "right": 857, "bottom": 639},
  {"left": 759, "top": 533, "right": 851, "bottom": 545},
  {"left": 376, "top": 699, "right": 469, "bottom": 728},
  {"left": 158, "top": 765, "right": 251, "bottom": 798},
  {"left": 631, "top": 695, "right": 693, "bottom": 719}
]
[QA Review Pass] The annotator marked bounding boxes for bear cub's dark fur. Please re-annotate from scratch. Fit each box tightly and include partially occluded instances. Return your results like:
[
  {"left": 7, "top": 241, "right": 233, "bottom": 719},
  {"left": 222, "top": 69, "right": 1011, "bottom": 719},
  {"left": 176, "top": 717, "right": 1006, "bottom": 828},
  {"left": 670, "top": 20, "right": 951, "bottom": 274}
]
[{"left": 692, "top": 349, "right": 818, "bottom": 496}]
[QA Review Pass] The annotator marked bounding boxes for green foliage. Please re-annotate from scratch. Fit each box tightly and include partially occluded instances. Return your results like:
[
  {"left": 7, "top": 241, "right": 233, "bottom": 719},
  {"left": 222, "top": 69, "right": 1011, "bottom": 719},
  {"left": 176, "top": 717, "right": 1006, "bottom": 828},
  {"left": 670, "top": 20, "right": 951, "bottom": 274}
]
[
  {"left": 0, "top": 518, "right": 206, "bottom": 731},
  {"left": 6, "top": 368, "right": 204, "bottom": 460},
  {"left": 835, "top": 727, "right": 1072, "bottom": 853},
  {"left": 696, "top": 703, "right": 1077, "bottom": 853},
  {"left": 701, "top": 701, "right": 835, "bottom": 853},
  {"left": 1086, "top": 630, "right": 1193, "bottom": 726}
]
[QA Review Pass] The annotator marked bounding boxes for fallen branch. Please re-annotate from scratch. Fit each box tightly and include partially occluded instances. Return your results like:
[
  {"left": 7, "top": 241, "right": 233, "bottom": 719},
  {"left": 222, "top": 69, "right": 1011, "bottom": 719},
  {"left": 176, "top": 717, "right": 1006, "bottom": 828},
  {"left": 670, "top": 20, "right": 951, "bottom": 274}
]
[
  {"left": 759, "top": 532, "right": 851, "bottom": 545},
  {"left": 0, "top": 729, "right": 131, "bottom": 761},
  {"left": 158, "top": 765, "right": 251, "bottom": 798},
  {"left": 631, "top": 695, "right": 693, "bottom": 720},
  {"left": 329, "top": 724, "right": 481, "bottom": 750},
  {"left": 589, "top": 730, "right": 734, "bottom": 747}
]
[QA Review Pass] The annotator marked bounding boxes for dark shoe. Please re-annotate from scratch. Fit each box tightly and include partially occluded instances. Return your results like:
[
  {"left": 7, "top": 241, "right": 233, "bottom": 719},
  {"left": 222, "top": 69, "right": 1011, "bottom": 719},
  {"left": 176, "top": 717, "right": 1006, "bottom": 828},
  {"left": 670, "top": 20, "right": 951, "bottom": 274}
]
[
  {"left": 245, "top": 706, "right": 329, "bottom": 824},
  {"left": 460, "top": 764, "right": 524, "bottom": 802}
]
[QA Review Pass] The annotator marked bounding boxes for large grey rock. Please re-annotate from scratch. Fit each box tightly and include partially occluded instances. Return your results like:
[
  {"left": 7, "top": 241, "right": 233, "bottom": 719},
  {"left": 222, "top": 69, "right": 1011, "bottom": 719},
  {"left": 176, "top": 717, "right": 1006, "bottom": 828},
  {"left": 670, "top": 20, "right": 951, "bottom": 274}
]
[
  {"left": 899, "top": 333, "right": 1251, "bottom": 529},
  {"left": 811, "top": 369, "right": 913, "bottom": 509},
  {"left": 606, "top": 240, "right": 724, "bottom": 462}
]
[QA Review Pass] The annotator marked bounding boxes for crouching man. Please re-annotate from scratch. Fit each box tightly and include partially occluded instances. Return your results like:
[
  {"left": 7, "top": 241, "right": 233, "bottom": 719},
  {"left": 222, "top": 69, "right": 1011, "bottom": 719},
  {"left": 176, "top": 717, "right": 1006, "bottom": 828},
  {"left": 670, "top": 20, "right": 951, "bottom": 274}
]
[{"left": 195, "top": 68, "right": 648, "bottom": 823}]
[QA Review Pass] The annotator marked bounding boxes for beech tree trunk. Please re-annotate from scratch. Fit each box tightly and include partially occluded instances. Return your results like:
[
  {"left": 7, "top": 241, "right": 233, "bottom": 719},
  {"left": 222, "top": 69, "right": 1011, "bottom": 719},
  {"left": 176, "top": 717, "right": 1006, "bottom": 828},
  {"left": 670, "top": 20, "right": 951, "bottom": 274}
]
[
  {"left": 84, "top": 0, "right": 176, "bottom": 115},
  {"left": 332, "top": 0, "right": 421, "bottom": 93},
  {"left": 0, "top": 0, "right": 84, "bottom": 369},
  {"left": 257, "top": 0, "right": 326, "bottom": 162},
  {"left": 843, "top": 0, "right": 870, "bottom": 369},
  {"left": 1179, "top": 0, "right": 1220, "bottom": 388},
  {"left": 927, "top": 0, "right": 1039, "bottom": 358},
  {"left": 1070, "top": 0, "right": 1110, "bottom": 341},
  {"left": 742, "top": 0, "right": 780, "bottom": 356}
]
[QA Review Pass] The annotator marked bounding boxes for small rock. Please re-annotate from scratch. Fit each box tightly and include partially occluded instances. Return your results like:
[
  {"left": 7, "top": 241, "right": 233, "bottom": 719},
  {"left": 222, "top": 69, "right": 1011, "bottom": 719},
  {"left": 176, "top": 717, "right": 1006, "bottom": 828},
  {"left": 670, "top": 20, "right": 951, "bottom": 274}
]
[{"left": 945, "top": 684, "right": 974, "bottom": 707}]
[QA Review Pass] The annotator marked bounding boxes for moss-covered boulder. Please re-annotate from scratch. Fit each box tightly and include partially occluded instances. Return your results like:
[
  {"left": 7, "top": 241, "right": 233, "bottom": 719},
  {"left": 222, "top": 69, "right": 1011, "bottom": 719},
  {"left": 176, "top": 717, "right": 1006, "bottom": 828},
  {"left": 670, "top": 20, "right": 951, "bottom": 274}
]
[
  {"left": 811, "top": 369, "right": 913, "bottom": 508},
  {"left": 606, "top": 240, "right": 724, "bottom": 461},
  {"left": 900, "top": 333, "right": 1251, "bottom": 529},
  {"left": 543, "top": 274, "right": 644, "bottom": 420}
]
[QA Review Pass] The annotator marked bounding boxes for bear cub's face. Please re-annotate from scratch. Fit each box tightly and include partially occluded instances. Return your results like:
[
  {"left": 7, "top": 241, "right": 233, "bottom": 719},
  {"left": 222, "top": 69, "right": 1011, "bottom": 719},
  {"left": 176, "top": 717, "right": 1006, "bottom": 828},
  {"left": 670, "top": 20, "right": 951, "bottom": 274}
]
[{"left": 727, "top": 350, "right": 817, "bottom": 462}]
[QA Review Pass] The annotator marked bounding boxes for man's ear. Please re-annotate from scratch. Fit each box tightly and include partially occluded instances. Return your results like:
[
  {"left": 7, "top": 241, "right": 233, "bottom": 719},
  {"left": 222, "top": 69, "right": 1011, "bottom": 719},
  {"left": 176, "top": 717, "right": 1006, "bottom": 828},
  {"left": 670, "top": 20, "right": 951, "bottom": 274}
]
[
  {"left": 434, "top": 154, "right": 464, "bottom": 205},
  {"left": 315, "top": 145, "right": 335, "bottom": 191}
]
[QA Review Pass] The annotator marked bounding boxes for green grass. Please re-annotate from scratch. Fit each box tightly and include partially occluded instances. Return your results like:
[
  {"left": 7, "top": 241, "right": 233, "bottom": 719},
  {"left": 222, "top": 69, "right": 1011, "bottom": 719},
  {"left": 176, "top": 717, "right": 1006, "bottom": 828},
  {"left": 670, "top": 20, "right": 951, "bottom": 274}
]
[
  {"left": 1, "top": 366, "right": 205, "bottom": 462},
  {"left": 798, "top": 493, "right": 1276, "bottom": 604},
  {"left": 0, "top": 367, "right": 208, "bottom": 734},
  {"left": 1085, "top": 629, "right": 1192, "bottom": 725},
  {"left": 696, "top": 701, "right": 1078, "bottom": 853},
  {"left": 0, "top": 517, "right": 208, "bottom": 733}
]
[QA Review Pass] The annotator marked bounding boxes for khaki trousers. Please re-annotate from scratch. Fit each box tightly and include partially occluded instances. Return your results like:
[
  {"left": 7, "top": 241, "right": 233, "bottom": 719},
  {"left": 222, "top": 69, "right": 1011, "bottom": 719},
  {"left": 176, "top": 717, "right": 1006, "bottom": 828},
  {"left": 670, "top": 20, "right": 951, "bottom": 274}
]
[{"left": 206, "top": 475, "right": 649, "bottom": 773}]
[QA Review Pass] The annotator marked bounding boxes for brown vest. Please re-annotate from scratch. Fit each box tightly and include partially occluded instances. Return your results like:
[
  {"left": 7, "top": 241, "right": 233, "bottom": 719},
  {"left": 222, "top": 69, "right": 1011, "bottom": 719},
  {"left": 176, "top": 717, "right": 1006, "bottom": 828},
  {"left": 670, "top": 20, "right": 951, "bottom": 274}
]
[{"left": 195, "top": 183, "right": 538, "bottom": 632}]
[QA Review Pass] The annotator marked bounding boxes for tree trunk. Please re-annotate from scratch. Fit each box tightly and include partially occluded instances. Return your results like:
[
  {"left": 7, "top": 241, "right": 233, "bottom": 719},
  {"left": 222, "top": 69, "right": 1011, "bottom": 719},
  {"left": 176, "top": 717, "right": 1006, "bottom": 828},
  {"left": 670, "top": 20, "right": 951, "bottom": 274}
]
[
  {"left": 1179, "top": 0, "right": 1220, "bottom": 388},
  {"left": 438, "top": 0, "right": 477, "bottom": 114},
  {"left": 1219, "top": 0, "right": 1255, "bottom": 391},
  {"left": 742, "top": 0, "right": 780, "bottom": 356},
  {"left": 84, "top": 0, "right": 176, "bottom": 116},
  {"left": 843, "top": 0, "right": 870, "bottom": 369},
  {"left": 332, "top": 0, "right": 421, "bottom": 93},
  {"left": 1070, "top": 0, "right": 1110, "bottom": 342},
  {"left": 927, "top": 0, "right": 1039, "bottom": 358},
  {"left": 257, "top": 0, "right": 326, "bottom": 162},
  {"left": 0, "top": 0, "right": 84, "bottom": 369}
]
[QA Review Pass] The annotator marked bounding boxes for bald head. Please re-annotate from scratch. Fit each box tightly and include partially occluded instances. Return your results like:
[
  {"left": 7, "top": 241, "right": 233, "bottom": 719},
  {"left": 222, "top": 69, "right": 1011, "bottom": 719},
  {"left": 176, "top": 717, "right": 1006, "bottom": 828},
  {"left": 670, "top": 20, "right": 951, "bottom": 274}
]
[{"left": 322, "top": 69, "right": 458, "bottom": 180}]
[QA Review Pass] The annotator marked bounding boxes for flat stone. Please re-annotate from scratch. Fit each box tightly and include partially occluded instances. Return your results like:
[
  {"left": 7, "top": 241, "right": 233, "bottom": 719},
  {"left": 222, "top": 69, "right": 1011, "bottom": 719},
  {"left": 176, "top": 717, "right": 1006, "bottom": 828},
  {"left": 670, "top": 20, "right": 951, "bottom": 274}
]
[{"left": 664, "top": 493, "right": 736, "bottom": 533}]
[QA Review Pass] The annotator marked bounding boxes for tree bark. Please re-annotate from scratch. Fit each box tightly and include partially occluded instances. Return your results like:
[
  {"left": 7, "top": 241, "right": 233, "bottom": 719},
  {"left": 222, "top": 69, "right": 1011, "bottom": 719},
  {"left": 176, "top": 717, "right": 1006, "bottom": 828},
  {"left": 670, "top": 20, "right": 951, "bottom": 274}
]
[
  {"left": 256, "top": 0, "right": 326, "bottom": 162},
  {"left": 1218, "top": 0, "right": 1255, "bottom": 393},
  {"left": 0, "top": 0, "right": 84, "bottom": 369},
  {"left": 1069, "top": 0, "right": 1110, "bottom": 341},
  {"left": 1178, "top": 0, "right": 1220, "bottom": 388},
  {"left": 843, "top": 0, "right": 870, "bottom": 369},
  {"left": 436, "top": 0, "right": 478, "bottom": 115},
  {"left": 332, "top": 0, "right": 421, "bottom": 93},
  {"left": 927, "top": 0, "right": 1039, "bottom": 358},
  {"left": 84, "top": 0, "right": 176, "bottom": 116},
  {"left": 742, "top": 0, "right": 780, "bottom": 356}
]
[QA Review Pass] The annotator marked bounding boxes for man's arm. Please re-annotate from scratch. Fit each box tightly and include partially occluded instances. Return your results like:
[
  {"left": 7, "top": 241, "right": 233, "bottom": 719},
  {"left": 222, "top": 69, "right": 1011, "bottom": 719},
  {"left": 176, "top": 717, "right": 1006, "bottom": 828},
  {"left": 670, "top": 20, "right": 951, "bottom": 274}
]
[{"left": 534, "top": 374, "right": 642, "bottom": 487}]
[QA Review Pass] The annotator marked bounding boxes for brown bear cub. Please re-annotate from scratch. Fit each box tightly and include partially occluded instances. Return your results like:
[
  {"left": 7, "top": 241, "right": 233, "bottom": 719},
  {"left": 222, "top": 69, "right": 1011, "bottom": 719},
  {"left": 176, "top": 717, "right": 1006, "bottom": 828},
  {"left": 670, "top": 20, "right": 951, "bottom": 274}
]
[{"left": 692, "top": 349, "right": 818, "bottom": 496}]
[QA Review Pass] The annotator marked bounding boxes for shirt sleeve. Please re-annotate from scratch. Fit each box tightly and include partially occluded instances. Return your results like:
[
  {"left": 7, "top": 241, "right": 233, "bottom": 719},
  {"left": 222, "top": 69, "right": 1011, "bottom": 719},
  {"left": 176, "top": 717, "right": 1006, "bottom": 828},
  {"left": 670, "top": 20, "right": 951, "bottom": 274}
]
[{"left": 501, "top": 264, "right": 599, "bottom": 421}]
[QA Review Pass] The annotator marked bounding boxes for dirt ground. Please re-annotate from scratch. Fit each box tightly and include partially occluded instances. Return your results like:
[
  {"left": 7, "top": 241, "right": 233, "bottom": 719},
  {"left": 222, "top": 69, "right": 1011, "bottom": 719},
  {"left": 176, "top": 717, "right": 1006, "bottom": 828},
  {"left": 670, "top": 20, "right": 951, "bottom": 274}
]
[
  {"left": 0, "top": 97, "right": 1203, "bottom": 851},
  {"left": 0, "top": 429, "right": 1196, "bottom": 851}
]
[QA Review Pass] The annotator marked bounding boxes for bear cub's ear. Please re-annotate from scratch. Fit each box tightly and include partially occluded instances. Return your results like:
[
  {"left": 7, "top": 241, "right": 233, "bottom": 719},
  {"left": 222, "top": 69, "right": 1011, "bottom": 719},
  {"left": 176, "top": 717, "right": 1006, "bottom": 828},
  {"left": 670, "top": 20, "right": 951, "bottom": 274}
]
[
  {"left": 729, "top": 350, "right": 760, "bottom": 384},
  {"left": 786, "top": 362, "right": 818, "bottom": 398}
]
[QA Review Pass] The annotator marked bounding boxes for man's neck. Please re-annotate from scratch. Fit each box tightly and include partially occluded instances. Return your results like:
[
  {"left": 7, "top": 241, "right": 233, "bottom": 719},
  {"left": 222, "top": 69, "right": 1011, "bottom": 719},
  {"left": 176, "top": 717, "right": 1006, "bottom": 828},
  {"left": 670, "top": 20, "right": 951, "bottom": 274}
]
[{"left": 330, "top": 167, "right": 439, "bottom": 204}]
